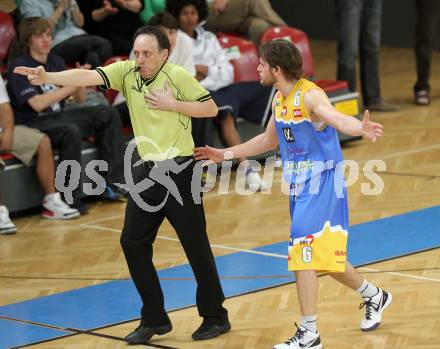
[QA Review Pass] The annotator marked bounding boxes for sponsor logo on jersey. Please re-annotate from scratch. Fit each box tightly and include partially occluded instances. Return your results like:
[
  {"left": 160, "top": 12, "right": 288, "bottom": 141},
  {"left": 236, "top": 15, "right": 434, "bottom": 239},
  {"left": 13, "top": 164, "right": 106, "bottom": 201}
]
[
  {"left": 282, "top": 127, "right": 295, "bottom": 143},
  {"left": 293, "top": 108, "right": 303, "bottom": 118},
  {"left": 300, "top": 234, "right": 315, "bottom": 245}
]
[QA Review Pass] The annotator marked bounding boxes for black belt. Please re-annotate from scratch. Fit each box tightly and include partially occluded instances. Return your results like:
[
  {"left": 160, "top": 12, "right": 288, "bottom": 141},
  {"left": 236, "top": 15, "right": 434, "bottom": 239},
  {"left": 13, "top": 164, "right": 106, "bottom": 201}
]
[{"left": 143, "top": 155, "right": 193, "bottom": 168}]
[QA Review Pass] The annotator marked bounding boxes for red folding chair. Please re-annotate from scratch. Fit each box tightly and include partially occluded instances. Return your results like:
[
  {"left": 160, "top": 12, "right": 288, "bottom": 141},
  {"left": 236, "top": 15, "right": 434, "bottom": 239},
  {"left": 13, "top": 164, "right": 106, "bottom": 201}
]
[
  {"left": 0, "top": 11, "right": 16, "bottom": 74},
  {"left": 101, "top": 55, "right": 128, "bottom": 104},
  {"left": 218, "top": 35, "right": 260, "bottom": 83},
  {"left": 216, "top": 31, "right": 247, "bottom": 40}
]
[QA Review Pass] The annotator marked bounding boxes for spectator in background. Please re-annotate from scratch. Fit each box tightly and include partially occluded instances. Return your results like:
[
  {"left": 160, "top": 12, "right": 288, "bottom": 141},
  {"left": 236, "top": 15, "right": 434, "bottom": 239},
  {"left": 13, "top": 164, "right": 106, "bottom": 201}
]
[
  {"left": 20, "top": 0, "right": 112, "bottom": 68},
  {"left": 205, "top": 0, "right": 286, "bottom": 45},
  {"left": 335, "top": 0, "right": 399, "bottom": 112},
  {"left": 0, "top": 75, "right": 79, "bottom": 229},
  {"left": 0, "top": 0, "right": 16, "bottom": 14},
  {"left": 167, "top": 0, "right": 233, "bottom": 149},
  {"left": 413, "top": 0, "right": 440, "bottom": 105},
  {"left": 139, "top": 0, "right": 165, "bottom": 23},
  {"left": 146, "top": 12, "right": 196, "bottom": 76},
  {"left": 168, "top": 0, "right": 269, "bottom": 190},
  {"left": 77, "top": 0, "right": 144, "bottom": 56},
  {"left": 7, "top": 17, "right": 126, "bottom": 212}
]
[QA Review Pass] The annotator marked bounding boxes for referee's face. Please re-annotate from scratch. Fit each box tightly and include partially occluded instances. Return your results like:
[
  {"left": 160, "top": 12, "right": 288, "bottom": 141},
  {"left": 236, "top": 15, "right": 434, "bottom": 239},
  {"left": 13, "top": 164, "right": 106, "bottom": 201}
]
[{"left": 133, "top": 34, "right": 168, "bottom": 78}]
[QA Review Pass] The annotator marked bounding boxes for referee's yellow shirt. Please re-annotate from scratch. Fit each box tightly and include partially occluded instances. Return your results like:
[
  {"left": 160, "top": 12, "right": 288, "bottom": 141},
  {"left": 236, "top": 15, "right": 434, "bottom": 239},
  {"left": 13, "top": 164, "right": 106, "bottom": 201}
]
[{"left": 96, "top": 60, "right": 212, "bottom": 161}]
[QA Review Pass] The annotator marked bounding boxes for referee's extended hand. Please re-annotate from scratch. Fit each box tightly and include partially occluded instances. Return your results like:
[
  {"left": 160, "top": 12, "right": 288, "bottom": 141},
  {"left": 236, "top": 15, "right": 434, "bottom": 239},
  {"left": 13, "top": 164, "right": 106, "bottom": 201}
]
[
  {"left": 144, "top": 80, "right": 176, "bottom": 111},
  {"left": 14, "top": 65, "right": 47, "bottom": 85}
]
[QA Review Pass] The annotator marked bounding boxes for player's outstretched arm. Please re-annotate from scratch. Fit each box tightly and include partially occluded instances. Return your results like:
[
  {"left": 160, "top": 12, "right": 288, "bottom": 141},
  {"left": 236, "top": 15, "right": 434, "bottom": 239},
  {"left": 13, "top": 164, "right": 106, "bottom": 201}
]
[
  {"left": 305, "top": 88, "right": 384, "bottom": 142},
  {"left": 194, "top": 113, "right": 279, "bottom": 162},
  {"left": 14, "top": 66, "right": 104, "bottom": 87}
]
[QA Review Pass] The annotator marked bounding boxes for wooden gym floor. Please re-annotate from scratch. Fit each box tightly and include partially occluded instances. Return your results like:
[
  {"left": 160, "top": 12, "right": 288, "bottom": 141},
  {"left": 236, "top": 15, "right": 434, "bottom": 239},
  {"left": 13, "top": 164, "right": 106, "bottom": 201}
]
[{"left": 1, "top": 40, "right": 440, "bottom": 349}]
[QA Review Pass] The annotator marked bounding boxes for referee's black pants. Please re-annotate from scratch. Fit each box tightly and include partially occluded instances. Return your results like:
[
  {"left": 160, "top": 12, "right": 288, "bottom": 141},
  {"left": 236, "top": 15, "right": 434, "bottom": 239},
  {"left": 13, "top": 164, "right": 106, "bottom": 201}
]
[{"left": 120, "top": 159, "right": 228, "bottom": 327}]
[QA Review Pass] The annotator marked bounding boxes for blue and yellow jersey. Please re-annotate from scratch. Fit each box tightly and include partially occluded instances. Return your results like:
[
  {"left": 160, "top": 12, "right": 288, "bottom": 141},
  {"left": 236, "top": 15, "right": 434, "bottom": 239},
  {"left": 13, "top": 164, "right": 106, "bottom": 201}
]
[
  {"left": 274, "top": 78, "right": 343, "bottom": 184},
  {"left": 274, "top": 79, "right": 348, "bottom": 273}
]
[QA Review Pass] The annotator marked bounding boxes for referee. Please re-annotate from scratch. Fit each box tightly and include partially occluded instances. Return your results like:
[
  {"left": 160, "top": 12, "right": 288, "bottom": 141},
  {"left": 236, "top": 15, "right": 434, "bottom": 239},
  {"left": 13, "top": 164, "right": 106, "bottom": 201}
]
[{"left": 14, "top": 26, "right": 230, "bottom": 343}]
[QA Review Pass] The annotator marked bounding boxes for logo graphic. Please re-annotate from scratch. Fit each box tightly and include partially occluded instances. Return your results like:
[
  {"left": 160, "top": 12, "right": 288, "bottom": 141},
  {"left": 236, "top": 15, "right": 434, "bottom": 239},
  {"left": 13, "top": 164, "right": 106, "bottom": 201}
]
[
  {"left": 282, "top": 127, "right": 295, "bottom": 143},
  {"left": 116, "top": 137, "right": 192, "bottom": 212},
  {"left": 293, "top": 108, "right": 303, "bottom": 118},
  {"left": 300, "top": 234, "right": 314, "bottom": 245},
  {"left": 54, "top": 149, "right": 387, "bottom": 209},
  {"left": 132, "top": 75, "right": 145, "bottom": 93}
]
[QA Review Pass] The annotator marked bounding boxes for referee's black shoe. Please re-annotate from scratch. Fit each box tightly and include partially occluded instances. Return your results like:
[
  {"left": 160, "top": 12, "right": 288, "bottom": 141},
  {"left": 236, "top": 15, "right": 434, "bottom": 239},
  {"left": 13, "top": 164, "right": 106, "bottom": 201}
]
[
  {"left": 125, "top": 322, "right": 172, "bottom": 344},
  {"left": 192, "top": 318, "right": 231, "bottom": 340}
]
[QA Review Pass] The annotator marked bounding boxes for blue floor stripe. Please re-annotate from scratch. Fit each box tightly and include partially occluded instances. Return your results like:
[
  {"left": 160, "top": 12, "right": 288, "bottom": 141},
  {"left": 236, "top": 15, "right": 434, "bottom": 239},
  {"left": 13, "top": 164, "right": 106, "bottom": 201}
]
[
  {"left": 0, "top": 254, "right": 291, "bottom": 329},
  {"left": 0, "top": 319, "right": 70, "bottom": 349},
  {"left": 1, "top": 206, "right": 439, "bottom": 348},
  {"left": 256, "top": 205, "right": 440, "bottom": 265}
]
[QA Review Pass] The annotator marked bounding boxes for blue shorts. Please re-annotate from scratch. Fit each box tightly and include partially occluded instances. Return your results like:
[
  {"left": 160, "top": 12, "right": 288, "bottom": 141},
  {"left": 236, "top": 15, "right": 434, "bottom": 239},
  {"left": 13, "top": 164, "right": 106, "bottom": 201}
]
[{"left": 288, "top": 169, "right": 348, "bottom": 272}]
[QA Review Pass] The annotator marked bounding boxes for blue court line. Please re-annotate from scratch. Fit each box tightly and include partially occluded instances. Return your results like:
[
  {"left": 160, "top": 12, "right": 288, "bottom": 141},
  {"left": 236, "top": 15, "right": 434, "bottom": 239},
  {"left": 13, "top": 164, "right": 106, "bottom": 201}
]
[
  {"left": 0, "top": 318, "right": 69, "bottom": 348},
  {"left": 1, "top": 205, "right": 439, "bottom": 348},
  {"left": 256, "top": 204, "right": 440, "bottom": 265}
]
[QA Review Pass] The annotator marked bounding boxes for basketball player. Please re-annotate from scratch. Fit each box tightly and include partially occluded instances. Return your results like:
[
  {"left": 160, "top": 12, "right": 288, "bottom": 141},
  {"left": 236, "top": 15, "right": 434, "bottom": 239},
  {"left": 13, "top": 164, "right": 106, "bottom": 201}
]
[{"left": 194, "top": 39, "right": 392, "bottom": 349}]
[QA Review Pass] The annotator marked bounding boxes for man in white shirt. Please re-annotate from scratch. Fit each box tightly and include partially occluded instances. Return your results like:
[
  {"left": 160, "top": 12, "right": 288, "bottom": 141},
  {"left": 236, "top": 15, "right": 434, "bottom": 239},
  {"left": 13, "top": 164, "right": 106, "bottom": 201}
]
[
  {"left": 147, "top": 12, "right": 196, "bottom": 76},
  {"left": 168, "top": 0, "right": 271, "bottom": 190}
]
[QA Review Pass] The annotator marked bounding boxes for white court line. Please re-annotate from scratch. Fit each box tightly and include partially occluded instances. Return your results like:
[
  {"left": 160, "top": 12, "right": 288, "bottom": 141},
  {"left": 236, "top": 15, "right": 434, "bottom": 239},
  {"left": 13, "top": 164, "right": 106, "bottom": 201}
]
[
  {"left": 81, "top": 224, "right": 122, "bottom": 233},
  {"left": 359, "top": 267, "right": 440, "bottom": 283},
  {"left": 81, "top": 223, "right": 287, "bottom": 259},
  {"left": 80, "top": 192, "right": 228, "bottom": 227},
  {"left": 81, "top": 223, "right": 440, "bottom": 283},
  {"left": 81, "top": 214, "right": 125, "bottom": 226},
  {"left": 358, "top": 143, "right": 440, "bottom": 164}
]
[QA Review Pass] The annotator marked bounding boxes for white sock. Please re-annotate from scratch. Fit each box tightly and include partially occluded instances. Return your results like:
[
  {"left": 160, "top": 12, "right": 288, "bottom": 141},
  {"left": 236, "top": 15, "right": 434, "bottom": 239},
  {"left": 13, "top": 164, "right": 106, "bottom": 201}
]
[
  {"left": 357, "top": 279, "right": 380, "bottom": 299},
  {"left": 300, "top": 315, "right": 317, "bottom": 333},
  {"left": 44, "top": 192, "right": 57, "bottom": 201}
]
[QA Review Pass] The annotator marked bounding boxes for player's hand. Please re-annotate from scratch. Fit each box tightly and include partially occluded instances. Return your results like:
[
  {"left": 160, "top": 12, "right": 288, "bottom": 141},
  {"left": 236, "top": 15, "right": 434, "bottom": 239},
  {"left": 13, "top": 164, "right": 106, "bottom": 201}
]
[
  {"left": 361, "top": 110, "right": 384, "bottom": 142},
  {"left": 193, "top": 146, "right": 231, "bottom": 163},
  {"left": 14, "top": 66, "right": 47, "bottom": 85},
  {"left": 144, "top": 80, "right": 176, "bottom": 110}
]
